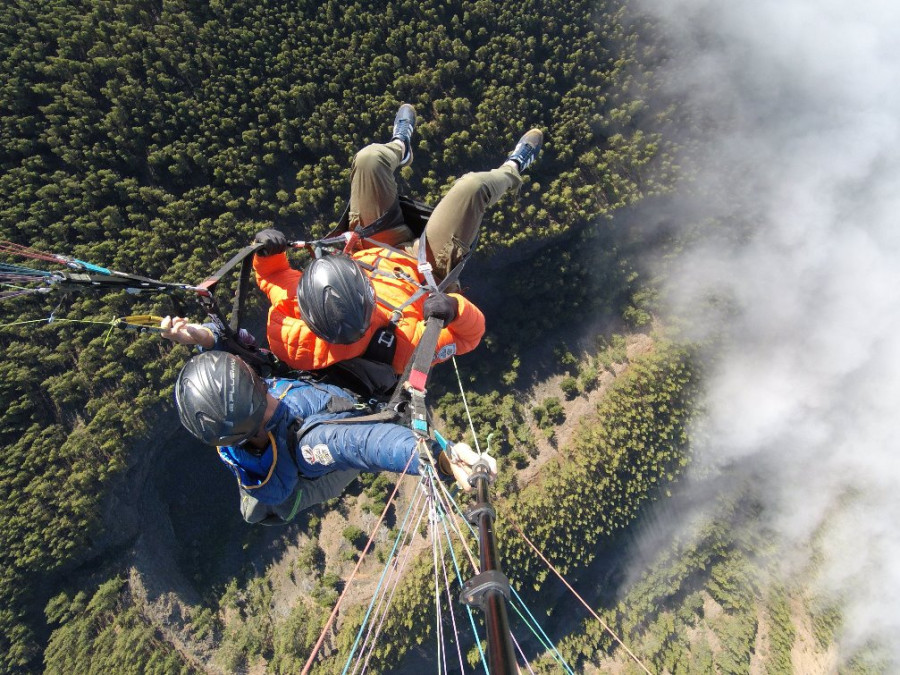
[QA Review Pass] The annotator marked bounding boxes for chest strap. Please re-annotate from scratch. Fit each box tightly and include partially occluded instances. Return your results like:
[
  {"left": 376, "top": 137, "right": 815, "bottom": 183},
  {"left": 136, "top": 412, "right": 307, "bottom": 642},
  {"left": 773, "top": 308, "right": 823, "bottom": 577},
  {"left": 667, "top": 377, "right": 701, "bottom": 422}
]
[{"left": 365, "top": 322, "right": 398, "bottom": 364}]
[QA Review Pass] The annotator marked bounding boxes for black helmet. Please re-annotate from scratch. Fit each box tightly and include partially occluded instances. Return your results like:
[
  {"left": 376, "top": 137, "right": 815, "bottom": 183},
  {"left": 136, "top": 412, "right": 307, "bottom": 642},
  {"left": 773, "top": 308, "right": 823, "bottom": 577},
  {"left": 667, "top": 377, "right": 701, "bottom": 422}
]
[
  {"left": 297, "top": 254, "right": 375, "bottom": 344},
  {"left": 174, "top": 352, "right": 269, "bottom": 446}
]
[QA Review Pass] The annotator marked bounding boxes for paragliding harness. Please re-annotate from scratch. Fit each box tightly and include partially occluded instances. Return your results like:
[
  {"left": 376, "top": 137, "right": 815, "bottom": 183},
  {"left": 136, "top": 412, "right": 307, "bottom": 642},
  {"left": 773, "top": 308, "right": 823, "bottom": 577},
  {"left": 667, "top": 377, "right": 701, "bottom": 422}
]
[
  {"left": 312, "top": 194, "right": 430, "bottom": 399},
  {"left": 173, "top": 194, "right": 437, "bottom": 383}
]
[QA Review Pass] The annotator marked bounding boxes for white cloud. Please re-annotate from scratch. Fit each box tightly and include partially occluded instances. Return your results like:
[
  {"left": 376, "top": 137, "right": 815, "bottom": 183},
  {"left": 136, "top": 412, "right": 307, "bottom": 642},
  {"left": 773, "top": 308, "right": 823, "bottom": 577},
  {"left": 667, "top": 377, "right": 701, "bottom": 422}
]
[{"left": 635, "top": 0, "right": 900, "bottom": 662}]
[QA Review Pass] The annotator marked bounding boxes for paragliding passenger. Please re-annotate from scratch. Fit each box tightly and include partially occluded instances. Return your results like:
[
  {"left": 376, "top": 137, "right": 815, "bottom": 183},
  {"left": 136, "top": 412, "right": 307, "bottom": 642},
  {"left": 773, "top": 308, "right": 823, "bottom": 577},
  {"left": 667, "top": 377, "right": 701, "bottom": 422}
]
[
  {"left": 161, "top": 104, "right": 543, "bottom": 384},
  {"left": 174, "top": 351, "right": 497, "bottom": 525}
]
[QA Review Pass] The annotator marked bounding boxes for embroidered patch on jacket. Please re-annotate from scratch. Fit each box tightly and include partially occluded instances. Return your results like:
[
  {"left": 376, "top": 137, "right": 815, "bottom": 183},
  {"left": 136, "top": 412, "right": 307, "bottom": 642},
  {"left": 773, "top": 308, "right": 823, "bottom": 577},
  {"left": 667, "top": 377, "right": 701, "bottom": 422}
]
[
  {"left": 436, "top": 344, "right": 457, "bottom": 361},
  {"left": 312, "top": 443, "right": 335, "bottom": 465},
  {"left": 301, "top": 444, "right": 335, "bottom": 465}
]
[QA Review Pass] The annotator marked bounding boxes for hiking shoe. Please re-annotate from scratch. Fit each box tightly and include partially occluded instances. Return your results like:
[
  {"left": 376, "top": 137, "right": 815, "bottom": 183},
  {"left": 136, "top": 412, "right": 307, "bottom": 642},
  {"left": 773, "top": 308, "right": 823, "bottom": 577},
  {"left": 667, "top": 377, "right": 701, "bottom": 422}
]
[
  {"left": 507, "top": 128, "right": 543, "bottom": 172},
  {"left": 391, "top": 103, "right": 416, "bottom": 167}
]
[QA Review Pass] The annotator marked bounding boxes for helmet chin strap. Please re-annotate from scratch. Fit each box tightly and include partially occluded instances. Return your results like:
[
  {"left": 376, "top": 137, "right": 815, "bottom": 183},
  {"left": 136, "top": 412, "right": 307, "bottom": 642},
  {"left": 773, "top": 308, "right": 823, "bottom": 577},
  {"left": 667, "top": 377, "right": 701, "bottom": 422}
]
[{"left": 243, "top": 394, "right": 280, "bottom": 449}]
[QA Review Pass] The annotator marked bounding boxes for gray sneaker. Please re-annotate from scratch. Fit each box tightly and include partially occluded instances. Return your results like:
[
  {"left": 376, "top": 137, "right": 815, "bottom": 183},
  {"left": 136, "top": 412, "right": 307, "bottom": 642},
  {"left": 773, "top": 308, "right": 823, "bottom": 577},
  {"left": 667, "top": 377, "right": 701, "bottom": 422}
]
[
  {"left": 507, "top": 128, "right": 543, "bottom": 172},
  {"left": 391, "top": 104, "right": 416, "bottom": 167}
]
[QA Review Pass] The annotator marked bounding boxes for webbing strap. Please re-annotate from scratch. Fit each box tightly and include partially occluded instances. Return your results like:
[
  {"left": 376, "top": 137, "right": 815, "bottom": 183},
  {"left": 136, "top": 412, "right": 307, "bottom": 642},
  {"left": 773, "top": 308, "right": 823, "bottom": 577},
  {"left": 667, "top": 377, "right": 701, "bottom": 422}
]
[
  {"left": 408, "top": 320, "right": 443, "bottom": 391},
  {"left": 394, "top": 316, "right": 445, "bottom": 436},
  {"left": 196, "top": 243, "right": 264, "bottom": 333},
  {"left": 354, "top": 199, "right": 405, "bottom": 239},
  {"left": 197, "top": 242, "right": 290, "bottom": 377},
  {"left": 325, "top": 197, "right": 405, "bottom": 240},
  {"left": 415, "top": 230, "right": 472, "bottom": 295},
  {"left": 318, "top": 407, "right": 403, "bottom": 426},
  {"left": 354, "top": 257, "right": 430, "bottom": 317},
  {"left": 230, "top": 244, "right": 262, "bottom": 333},
  {"left": 417, "top": 237, "right": 441, "bottom": 293},
  {"left": 198, "top": 242, "right": 264, "bottom": 296},
  {"left": 379, "top": 285, "right": 428, "bottom": 317}
]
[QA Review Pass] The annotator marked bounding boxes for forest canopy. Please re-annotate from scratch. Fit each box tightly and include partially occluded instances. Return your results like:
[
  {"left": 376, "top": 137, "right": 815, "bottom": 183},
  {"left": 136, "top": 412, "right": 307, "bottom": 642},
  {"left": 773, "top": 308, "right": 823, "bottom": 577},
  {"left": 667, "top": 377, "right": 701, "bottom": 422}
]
[{"left": 0, "top": 0, "right": 670, "bottom": 670}]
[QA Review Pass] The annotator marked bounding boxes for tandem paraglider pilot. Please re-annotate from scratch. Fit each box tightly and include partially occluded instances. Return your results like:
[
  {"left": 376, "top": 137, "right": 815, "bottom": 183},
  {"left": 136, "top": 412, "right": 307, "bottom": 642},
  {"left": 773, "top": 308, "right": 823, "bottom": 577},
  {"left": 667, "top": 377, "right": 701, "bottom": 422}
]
[
  {"left": 161, "top": 104, "right": 543, "bottom": 385},
  {"left": 174, "top": 351, "right": 497, "bottom": 525}
]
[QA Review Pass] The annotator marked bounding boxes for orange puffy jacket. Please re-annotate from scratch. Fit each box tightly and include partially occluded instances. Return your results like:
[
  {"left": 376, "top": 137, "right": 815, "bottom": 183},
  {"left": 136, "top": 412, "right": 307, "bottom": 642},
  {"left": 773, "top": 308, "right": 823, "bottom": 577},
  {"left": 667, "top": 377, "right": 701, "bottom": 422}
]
[{"left": 253, "top": 247, "right": 485, "bottom": 374}]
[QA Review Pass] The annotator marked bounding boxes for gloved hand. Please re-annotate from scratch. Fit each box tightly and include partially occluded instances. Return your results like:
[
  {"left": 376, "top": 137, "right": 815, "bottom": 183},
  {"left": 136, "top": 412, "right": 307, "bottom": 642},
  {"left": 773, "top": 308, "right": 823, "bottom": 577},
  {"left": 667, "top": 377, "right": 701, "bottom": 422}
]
[
  {"left": 423, "top": 293, "right": 459, "bottom": 324},
  {"left": 437, "top": 442, "right": 498, "bottom": 492},
  {"left": 254, "top": 228, "right": 287, "bottom": 256}
]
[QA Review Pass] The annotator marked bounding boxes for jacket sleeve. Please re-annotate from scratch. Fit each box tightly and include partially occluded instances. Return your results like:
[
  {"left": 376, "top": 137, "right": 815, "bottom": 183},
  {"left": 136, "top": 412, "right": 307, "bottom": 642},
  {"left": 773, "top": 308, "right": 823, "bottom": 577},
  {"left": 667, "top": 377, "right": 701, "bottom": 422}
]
[
  {"left": 298, "top": 422, "right": 423, "bottom": 475},
  {"left": 253, "top": 251, "right": 301, "bottom": 307},
  {"left": 442, "top": 294, "right": 485, "bottom": 356},
  {"left": 253, "top": 253, "right": 303, "bottom": 338}
]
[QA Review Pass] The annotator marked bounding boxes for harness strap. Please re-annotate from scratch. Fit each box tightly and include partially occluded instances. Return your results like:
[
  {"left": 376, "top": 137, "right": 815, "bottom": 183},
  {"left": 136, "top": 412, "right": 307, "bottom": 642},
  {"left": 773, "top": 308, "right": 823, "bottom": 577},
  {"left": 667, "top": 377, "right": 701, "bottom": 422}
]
[
  {"left": 415, "top": 229, "right": 473, "bottom": 294},
  {"left": 343, "top": 317, "right": 443, "bottom": 435},
  {"left": 196, "top": 243, "right": 292, "bottom": 378},
  {"left": 198, "top": 243, "right": 264, "bottom": 295},
  {"left": 317, "top": 407, "right": 404, "bottom": 426},
  {"left": 354, "top": 256, "right": 430, "bottom": 317},
  {"left": 364, "top": 323, "right": 398, "bottom": 364},
  {"left": 197, "top": 243, "right": 264, "bottom": 334},
  {"left": 230, "top": 245, "right": 260, "bottom": 334},
  {"left": 404, "top": 317, "right": 444, "bottom": 436},
  {"left": 354, "top": 198, "right": 405, "bottom": 239},
  {"left": 327, "top": 197, "right": 405, "bottom": 240}
]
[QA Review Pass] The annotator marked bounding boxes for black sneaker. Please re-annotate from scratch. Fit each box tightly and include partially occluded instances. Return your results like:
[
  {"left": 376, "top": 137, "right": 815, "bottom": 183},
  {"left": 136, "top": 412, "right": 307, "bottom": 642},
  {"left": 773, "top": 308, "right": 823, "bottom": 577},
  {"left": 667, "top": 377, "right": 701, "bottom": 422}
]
[
  {"left": 507, "top": 128, "right": 543, "bottom": 172},
  {"left": 391, "top": 103, "right": 416, "bottom": 167}
]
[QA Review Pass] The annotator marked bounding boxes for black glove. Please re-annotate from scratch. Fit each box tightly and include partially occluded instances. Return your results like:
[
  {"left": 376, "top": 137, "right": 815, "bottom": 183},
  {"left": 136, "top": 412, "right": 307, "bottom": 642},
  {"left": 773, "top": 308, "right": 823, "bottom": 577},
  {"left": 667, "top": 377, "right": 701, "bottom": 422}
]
[
  {"left": 423, "top": 293, "right": 459, "bottom": 324},
  {"left": 254, "top": 228, "right": 287, "bottom": 256}
]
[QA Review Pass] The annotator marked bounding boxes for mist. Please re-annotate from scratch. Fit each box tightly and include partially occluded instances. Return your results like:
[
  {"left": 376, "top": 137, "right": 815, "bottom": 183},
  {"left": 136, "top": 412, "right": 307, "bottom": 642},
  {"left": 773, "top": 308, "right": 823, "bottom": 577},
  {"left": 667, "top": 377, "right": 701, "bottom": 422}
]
[{"left": 634, "top": 0, "right": 900, "bottom": 662}]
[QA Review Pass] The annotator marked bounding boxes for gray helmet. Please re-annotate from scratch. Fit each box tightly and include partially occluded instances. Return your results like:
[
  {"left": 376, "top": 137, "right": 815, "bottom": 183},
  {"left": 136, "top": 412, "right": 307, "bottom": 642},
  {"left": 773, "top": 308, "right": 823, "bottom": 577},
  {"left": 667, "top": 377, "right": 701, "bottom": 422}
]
[
  {"left": 297, "top": 254, "right": 376, "bottom": 345},
  {"left": 174, "top": 352, "right": 269, "bottom": 446}
]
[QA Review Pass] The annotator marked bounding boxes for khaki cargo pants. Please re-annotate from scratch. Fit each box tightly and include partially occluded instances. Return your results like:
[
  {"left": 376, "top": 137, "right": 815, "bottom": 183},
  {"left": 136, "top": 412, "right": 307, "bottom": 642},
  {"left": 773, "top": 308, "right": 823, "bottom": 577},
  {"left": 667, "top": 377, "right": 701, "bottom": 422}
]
[{"left": 349, "top": 143, "right": 522, "bottom": 280}]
